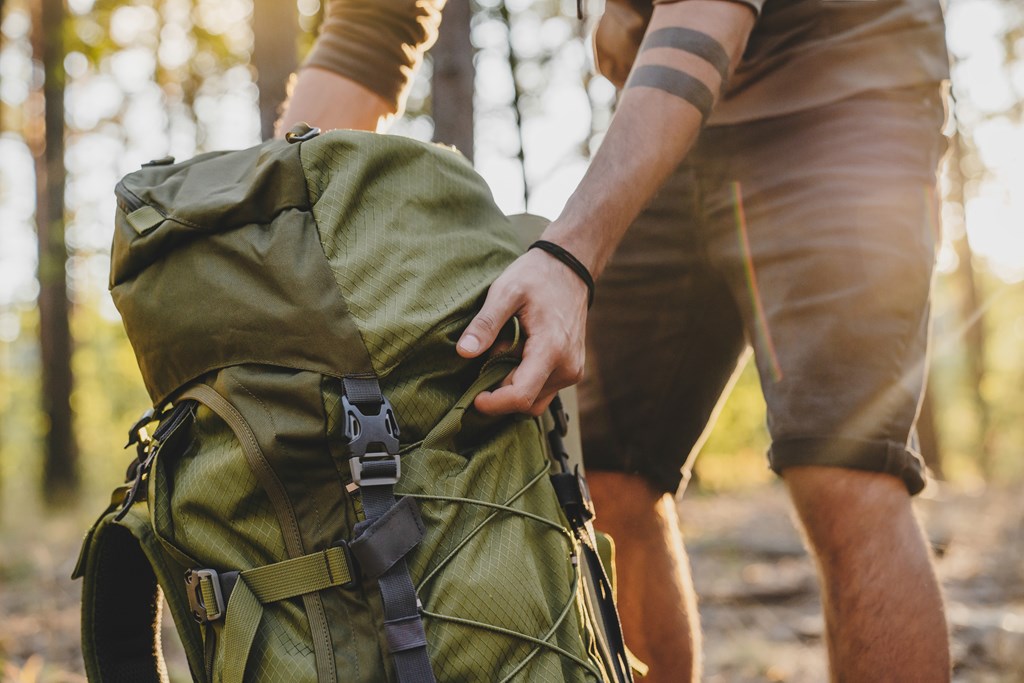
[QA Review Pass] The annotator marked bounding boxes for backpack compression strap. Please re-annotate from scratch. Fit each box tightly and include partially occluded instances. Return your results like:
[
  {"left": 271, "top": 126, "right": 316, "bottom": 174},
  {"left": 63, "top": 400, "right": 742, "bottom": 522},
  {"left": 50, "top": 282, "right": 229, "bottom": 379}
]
[
  {"left": 186, "top": 499, "right": 428, "bottom": 683},
  {"left": 343, "top": 375, "right": 437, "bottom": 683},
  {"left": 545, "top": 398, "right": 635, "bottom": 683}
]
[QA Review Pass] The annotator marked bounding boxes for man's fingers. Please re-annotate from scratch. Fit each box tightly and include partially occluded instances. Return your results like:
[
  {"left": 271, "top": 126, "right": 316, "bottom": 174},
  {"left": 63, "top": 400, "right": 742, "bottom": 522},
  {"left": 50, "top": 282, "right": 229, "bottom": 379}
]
[
  {"left": 525, "top": 390, "right": 559, "bottom": 417},
  {"left": 457, "top": 285, "right": 518, "bottom": 359},
  {"left": 475, "top": 381, "right": 561, "bottom": 417},
  {"left": 474, "top": 350, "right": 552, "bottom": 415}
]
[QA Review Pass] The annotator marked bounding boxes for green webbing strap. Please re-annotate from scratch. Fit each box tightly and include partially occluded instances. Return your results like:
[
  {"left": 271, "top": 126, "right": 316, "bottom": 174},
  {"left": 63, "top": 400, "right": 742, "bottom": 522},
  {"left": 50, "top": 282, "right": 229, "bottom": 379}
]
[
  {"left": 125, "top": 205, "right": 165, "bottom": 234},
  {"left": 193, "top": 546, "right": 354, "bottom": 683},
  {"left": 193, "top": 546, "right": 354, "bottom": 621},
  {"left": 244, "top": 545, "right": 353, "bottom": 602},
  {"left": 222, "top": 580, "right": 261, "bottom": 683}
]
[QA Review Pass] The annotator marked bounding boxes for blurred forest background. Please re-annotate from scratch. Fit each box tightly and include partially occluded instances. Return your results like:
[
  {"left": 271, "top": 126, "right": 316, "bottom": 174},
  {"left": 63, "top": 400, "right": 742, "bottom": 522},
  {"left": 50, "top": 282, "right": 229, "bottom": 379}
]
[{"left": 0, "top": 0, "right": 1023, "bottom": 681}]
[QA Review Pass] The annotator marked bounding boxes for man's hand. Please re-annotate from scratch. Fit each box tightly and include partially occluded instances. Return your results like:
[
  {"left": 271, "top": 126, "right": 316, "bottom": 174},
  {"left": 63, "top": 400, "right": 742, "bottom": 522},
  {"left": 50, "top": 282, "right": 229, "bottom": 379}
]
[
  {"left": 455, "top": 0, "right": 755, "bottom": 417},
  {"left": 456, "top": 246, "right": 590, "bottom": 416}
]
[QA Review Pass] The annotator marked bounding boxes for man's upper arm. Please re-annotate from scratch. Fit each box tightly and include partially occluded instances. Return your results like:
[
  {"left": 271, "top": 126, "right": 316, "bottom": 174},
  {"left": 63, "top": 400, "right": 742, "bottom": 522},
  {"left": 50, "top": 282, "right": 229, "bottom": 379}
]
[
  {"left": 303, "top": 0, "right": 447, "bottom": 111},
  {"left": 654, "top": 0, "right": 764, "bottom": 16},
  {"left": 596, "top": 0, "right": 757, "bottom": 88}
]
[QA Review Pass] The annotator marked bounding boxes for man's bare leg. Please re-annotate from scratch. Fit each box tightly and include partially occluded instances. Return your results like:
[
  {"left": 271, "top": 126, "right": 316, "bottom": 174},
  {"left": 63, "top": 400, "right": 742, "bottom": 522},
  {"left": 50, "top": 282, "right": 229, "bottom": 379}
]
[
  {"left": 589, "top": 471, "right": 701, "bottom": 683},
  {"left": 784, "top": 466, "right": 950, "bottom": 683}
]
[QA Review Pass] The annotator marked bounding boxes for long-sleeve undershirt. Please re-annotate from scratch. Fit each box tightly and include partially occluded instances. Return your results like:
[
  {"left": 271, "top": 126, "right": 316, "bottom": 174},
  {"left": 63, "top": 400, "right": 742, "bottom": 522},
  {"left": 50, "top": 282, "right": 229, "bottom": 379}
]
[{"left": 303, "top": 0, "right": 447, "bottom": 109}]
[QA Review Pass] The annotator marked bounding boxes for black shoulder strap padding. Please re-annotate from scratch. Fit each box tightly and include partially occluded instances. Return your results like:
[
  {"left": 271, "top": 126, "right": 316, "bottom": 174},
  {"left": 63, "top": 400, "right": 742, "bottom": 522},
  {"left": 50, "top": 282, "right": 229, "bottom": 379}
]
[{"left": 82, "top": 523, "right": 167, "bottom": 683}]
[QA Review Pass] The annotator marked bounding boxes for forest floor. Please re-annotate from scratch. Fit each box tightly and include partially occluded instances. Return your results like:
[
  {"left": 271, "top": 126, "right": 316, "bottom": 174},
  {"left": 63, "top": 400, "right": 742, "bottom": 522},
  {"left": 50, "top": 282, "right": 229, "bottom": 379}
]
[{"left": 1, "top": 481, "right": 1022, "bottom": 682}]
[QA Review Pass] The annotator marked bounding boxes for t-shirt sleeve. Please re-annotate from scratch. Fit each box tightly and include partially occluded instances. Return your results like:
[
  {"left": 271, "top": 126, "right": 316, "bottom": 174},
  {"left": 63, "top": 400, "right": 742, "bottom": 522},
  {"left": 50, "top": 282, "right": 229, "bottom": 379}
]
[
  {"left": 303, "top": 0, "right": 446, "bottom": 109},
  {"left": 653, "top": 0, "right": 764, "bottom": 16}
]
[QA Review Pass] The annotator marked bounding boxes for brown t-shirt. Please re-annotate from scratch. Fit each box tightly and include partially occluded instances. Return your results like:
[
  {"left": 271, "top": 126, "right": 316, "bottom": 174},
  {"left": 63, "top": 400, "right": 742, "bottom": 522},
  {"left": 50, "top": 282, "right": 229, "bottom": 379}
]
[
  {"left": 674, "top": 0, "right": 950, "bottom": 124},
  {"left": 306, "top": 0, "right": 949, "bottom": 125}
]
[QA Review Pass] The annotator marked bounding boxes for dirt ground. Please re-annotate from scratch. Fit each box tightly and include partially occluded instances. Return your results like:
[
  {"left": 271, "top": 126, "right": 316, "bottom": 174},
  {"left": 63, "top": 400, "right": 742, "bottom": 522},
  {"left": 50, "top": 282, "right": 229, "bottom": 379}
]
[{"left": 1, "top": 481, "right": 1022, "bottom": 682}]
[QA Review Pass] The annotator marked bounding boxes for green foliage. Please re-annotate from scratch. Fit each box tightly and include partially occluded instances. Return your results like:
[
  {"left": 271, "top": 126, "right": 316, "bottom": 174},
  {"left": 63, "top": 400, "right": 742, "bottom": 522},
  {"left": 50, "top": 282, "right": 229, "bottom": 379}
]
[
  {"left": 692, "top": 361, "right": 773, "bottom": 493},
  {"left": 63, "top": 0, "right": 253, "bottom": 153},
  {"left": 0, "top": 311, "right": 45, "bottom": 521},
  {"left": 0, "top": 301, "right": 149, "bottom": 522},
  {"left": 70, "top": 297, "right": 151, "bottom": 497},
  {"left": 929, "top": 269, "right": 1024, "bottom": 485}
]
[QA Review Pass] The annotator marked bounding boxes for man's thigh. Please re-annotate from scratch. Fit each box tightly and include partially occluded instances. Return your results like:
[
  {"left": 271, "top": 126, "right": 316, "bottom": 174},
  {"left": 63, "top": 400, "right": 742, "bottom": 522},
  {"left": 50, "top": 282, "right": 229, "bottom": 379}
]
[
  {"left": 700, "top": 87, "right": 948, "bottom": 495},
  {"left": 579, "top": 166, "right": 748, "bottom": 494}
]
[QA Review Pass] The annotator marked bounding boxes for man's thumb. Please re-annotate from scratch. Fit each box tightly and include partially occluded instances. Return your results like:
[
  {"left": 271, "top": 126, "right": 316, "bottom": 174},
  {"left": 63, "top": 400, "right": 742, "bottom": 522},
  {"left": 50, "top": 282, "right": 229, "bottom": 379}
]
[{"left": 457, "top": 291, "right": 515, "bottom": 359}]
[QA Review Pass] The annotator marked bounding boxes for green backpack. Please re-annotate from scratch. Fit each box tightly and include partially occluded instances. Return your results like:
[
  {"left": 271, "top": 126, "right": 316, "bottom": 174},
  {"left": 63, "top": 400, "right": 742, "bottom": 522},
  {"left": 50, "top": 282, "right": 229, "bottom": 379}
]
[{"left": 74, "top": 126, "right": 636, "bottom": 683}]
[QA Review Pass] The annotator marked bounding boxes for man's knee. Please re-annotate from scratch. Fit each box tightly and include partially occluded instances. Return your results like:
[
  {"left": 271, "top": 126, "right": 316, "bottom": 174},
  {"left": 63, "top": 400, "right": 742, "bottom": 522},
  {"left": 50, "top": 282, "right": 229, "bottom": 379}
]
[
  {"left": 588, "top": 470, "right": 681, "bottom": 541},
  {"left": 589, "top": 470, "right": 667, "bottom": 503},
  {"left": 783, "top": 465, "right": 911, "bottom": 511}
]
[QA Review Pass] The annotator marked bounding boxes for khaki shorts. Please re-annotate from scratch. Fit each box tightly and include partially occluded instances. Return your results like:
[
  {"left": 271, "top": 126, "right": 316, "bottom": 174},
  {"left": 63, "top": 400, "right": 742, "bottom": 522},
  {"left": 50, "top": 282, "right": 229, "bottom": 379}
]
[{"left": 579, "top": 87, "right": 947, "bottom": 495}]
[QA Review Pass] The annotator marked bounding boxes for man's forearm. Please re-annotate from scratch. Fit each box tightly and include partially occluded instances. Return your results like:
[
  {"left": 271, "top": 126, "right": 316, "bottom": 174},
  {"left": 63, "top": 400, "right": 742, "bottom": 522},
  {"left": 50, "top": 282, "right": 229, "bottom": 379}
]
[
  {"left": 277, "top": 0, "right": 446, "bottom": 135},
  {"left": 278, "top": 68, "right": 395, "bottom": 135},
  {"left": 544, "top": 0, "right": 755, "bottom": 276}
]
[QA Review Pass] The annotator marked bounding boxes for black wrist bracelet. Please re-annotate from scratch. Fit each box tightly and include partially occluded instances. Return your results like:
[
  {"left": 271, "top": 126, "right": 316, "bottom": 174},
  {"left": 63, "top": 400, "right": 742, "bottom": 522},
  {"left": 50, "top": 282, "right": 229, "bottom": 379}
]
[{"left": 529, "top": 240, "right": 595, "bottom": 308}]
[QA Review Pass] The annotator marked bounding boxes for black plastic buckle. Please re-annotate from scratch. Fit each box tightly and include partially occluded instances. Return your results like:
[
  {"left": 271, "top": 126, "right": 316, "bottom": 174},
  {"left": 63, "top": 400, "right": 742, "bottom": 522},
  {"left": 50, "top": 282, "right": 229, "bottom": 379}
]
[
  {"left": 185, "top": 568, "right": 225, "bottom": 623},
  {"left": 116, "top": 402, "right": 193, "bottom": 521},
  {"left": 551, "top": 465, "right": 596, "bottom": 529},
  {"left": 549, "top": 395, "right": 570, "bottom": 438},
  {"left": 343, "top": 393, "right": 401, "bottom": 486},
  {"left": 125, "top": 408, "right": 156, "bottom": 449},
  {"left": 342, "top": 394, "right": 400, "bottom": 456}
]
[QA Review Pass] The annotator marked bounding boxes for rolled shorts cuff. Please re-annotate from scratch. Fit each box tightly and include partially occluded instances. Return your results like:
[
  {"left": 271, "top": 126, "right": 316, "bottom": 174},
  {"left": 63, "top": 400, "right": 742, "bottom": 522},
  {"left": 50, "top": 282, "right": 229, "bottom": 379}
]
[{"left": 767, "top": 437, "right": 927, "bottom": 496}]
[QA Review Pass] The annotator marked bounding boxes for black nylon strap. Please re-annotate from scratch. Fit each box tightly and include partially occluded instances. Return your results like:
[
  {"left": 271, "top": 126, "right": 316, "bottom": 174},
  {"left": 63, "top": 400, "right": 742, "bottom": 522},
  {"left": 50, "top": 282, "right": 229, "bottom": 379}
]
[
  {"left": 342, "top": 375, "right": 388, "bottom": 410},
  {"left": 350, "top": 496, "right": 426, "bottom": 579},
  {"left": 360, "top": 485, "right": 435, "bottom": 683},
  {"left": 345, "top": 376, "right": 436, "bottom": 683},
  {"left": 385, "top": 614, "right": 430, "bottom": 652},
  {"left": 529, "top": 240, "right": 595, "bottom": 308}
]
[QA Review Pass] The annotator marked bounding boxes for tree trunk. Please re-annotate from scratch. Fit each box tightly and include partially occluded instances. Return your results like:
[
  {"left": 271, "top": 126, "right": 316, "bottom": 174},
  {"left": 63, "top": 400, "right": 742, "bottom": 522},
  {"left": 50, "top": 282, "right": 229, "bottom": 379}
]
[
  {"left": 32, "top": 0, "right": 79, "bottom": 505},
  {"left": 0, "top": 0, "right": 5, "bottom": 512},
  {"left": 431, "top": 0, "right": 475, "bottom": 161},
  {"left": 253, "top": 0, "right": 298, "bottom": 140},
  {"left": 498, "top": 3, "right": 527, "bottom": 204}
]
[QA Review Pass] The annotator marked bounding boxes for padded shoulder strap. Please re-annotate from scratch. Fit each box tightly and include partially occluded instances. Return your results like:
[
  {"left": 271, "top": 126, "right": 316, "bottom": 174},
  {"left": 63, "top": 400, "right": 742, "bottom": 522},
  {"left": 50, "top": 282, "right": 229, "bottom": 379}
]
[
  {"left": 77, "top": 503, "right": 208, "bottom": 683},
  {"left": 79, "top": 510, "right": 167, "bottom": 683}
]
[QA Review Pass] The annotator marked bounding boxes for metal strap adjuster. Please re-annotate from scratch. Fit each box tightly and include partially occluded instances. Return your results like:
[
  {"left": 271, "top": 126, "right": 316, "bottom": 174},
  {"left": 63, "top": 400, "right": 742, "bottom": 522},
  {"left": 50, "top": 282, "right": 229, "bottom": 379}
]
[
  {"left": 185, "top": 568, "right": 226, "bottom": 623},
  {"left": 285, "top": 124, "right": 321, "bottom": 143},
  {"left": 350, "top": 452, "right": 401, "bottom": 487}
]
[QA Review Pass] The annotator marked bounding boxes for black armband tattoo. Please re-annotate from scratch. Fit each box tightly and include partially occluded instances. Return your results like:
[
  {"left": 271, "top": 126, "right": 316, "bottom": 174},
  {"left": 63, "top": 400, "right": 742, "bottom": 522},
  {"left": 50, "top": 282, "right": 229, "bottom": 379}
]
[
  {"left": 640, "top": 27, "right": 731, "bottom": 82},
  {"left": 626, "top": 65, "right": 715, "bottom": 123}
]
